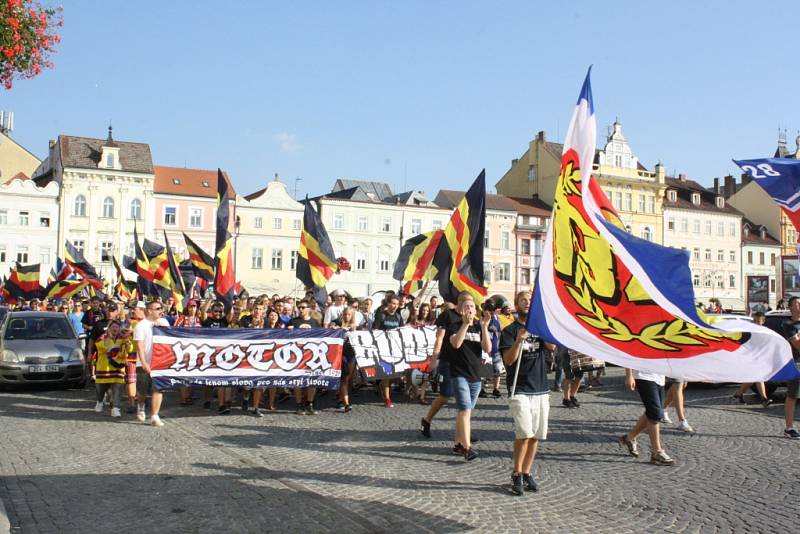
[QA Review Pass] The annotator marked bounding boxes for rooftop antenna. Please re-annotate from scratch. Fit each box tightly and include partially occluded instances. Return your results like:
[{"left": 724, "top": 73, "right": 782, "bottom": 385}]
[
  {"left": 293, "top": 176, "right": 302, "bottom": 200},
  {"left": 403, "top": 161, "right": 408, "bottom": 193}
]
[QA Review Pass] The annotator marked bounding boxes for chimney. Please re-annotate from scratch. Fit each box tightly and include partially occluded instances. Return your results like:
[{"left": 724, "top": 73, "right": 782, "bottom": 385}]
[
  {"left": 511, "top": 158, "right": 519, "bottom": 166},
  {"left": 655, "top": 162, "right": 665, "bottom": 184},
  {"left": 537, "top": 130, "right": 546, "bottom": 142},
  {"left": 713, "top": 177, "right": 720, "bottom": 194},
  {"left": 678, "top": 173, "right": 686, "bottom": 182},
  {"left": 741, "top": 172, "right": 752, "bottom": 186},
  {"left": 724, "top": 175, "right": 735, "bottom": 198}
]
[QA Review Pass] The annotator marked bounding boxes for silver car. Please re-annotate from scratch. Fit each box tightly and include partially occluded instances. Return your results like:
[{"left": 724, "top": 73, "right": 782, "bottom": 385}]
[{"left": 0, "top": 311, "right": 86, "bottom": 388}]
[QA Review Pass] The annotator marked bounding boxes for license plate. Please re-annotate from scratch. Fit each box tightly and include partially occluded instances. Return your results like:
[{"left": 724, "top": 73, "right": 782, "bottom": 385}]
[{"left": 28, "top": 365, "right": 59, "bottom": 373}]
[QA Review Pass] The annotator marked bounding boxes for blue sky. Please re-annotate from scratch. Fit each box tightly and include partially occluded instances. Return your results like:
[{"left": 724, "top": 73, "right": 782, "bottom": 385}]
[{"left": 4, "top": 1, "right": 799, "bottom": 199}]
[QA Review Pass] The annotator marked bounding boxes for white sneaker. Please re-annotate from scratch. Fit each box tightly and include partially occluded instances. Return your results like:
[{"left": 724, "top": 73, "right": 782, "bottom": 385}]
[
  {"left": 94, "top": 401, "right": 103, "bottom": 413},
  {"left": 111, "top": 407, "right": 121, "bottom": 418},
  {"left": 661, "top": 412, "right": 672, "bottom": 424},
  {"left": 677, "top": 419, "right": 694, "bottom": 432},
  {"left": 136, "top": 410, "right": 146, "bottom": 423},
  {"left": 150, "top": 415, "right": 164, "bottom": 427}
]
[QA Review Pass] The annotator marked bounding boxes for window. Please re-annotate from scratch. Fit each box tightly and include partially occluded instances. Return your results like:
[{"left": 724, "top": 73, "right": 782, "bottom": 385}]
[
  {"left": 717, "top": 277, "right": 725, "bottom": 289},
  {"left": 273, "top": 217, "right": 282, "bottom": 230},
  {"left": 624, "top": 192, "right": 632, "bottom": 211},
  {"left": 692, "top": 193, "right": 701, "bottom": 205},
  {"left": 100, "top": 241, "right": 113, "bottom": 262},
  {"left": 0, "top": 245, "right": 5, "bottom": 262},
  {"left": 521, "top": 239, "right": 531, "bottom": 255},
  {"left": 254, "top": 217, "right": 262, "bottom": 229},
  {"left": 411, "top": 218, "right": 422, "bottom": 234},
  {"left": 484, "top": 262, "right": 492, "bottom": 283},
  {"left": 717, "top": 222, "right": 724, "bottom": 236},
  {"left": 355, "top": 252, "right": 366, "bottom": 271},
  {"left": 759, "top": 252, "right": 765, "bottom": 265},
  {"left": 729, "top": 250, "right": 736, "bottom": 262},
  {"left": 605, "top": 190, "right": 612, "bottom": 202},
  {"left": 102, "top": 197, "right": 114, "bottom": 218},
  {"left": 189, "top": 208, "right": 202, "bottom": 228},
  {"left": 625, "top": 225, "right": 632, "bottom": 233},
  {"left": 729, "top": 274, "right": 736, "bottom": 288},
  {"left": 705, "top": 221, "right": 712, "bottom": 234},
  {"left": 358, "top": 216, "right": 368, "bottom": 232},
  {"left": 39, "top": 213, "right": 50, "bottom": 227},
  {"left": 638, "top": 195, "right": 645, "bottom": 213},
  {"left": 250, "top": 248, "right": 263, "bottom": 269},
  {"left": 771, "top": 253, "right": 776, "bottom": 266},
  {"left": 790, "top": 229, "right": 797, "bottom": 245},
  {"left": 290, "top": 250, "right": 297, "bottom": 270},
  {"left": 74, "top": 195, "right": 87, "bottom": 217},
  {"left": 271, "top": 249, "right": 282, "bottom": 270},
  {"left": 641, "top": 227, "right": 652, "bottom": 241},
  {"left": 381, "top": 217, "right": 391, "bottom": 233},
  {"left": 378, "top": 255, "right": 390, "bottom": 272},
  {"left": 293, "top": 219, "right": 301, "bottom": 231},
  {"left": 497, "top": 263, "right": 511, "bottom": 282},
  {"left": 703, "top": 273, "right": 712, "bottom": 287},
  {"left": 527, "top": 165, "right": 536, "bottom": 181},
  {"left": 667, "top": 218, "right": 675, "bottom": 231},
  {"left": 130, "top": 199, "right": 142, "bottom": 220},
  {"left": 771, "top": 278, "right": 776, "bottom": 292},
  {"left": 484, "top": 230, "right": 490, "bottom": 248},
  {"left": 333, "top": 214, "right": 344, "bottom": 230},
  {"left": 692, "top": 273, "right": 700, "bottom": 287},
  {"left": 501, "top": 229, "right": 510, "bottom": 250},
  {"left": 0, "top": 209, "right": 6, "bottom": 225},
  {"left": 704, "top": 249, "right": 712, "bottom": 261},
  {"left": 164, "top": 207, "right": 176, "bottom": 225},
  {"left": 716, "top": 197, "right": 725, "bottom": 209},
  {"left": 747, "top": 251, "right": 753, "bottom": 264},
  {"left": 105, "top": 153, "right": 114, "bottom": 168},
  {"left": 667, "top": 190, "right": 677, "bottom": 202},
  {"left": 432, "top": 220, "right": 442, "bottom": 230},
  {"left": 729, "top": 223, "right": 736, "bottom": 237},
  {"left": 647, "top": 195, "right": 655, "bottom": 214},
  {"left": 72, "top": 240, "right": 85, "bottom": 256},
  {"left": 16, "top": 246, "right": 28, "bottom": 263},
  {"left": 520, "top": 268, "right": 531, "bottom": 286},
  {"left": 693, "top": 220, "right": 700, "bottom": 234},
  {"left": 39, "top": 247, "right": 50, "bottom": 265},
  {"left": 613, "top": 192, "right": 621, "bottom": 210},
  {"left": 693, "top": 248, "right": 700, "bottom": 260},
  {"left": 717, "top": 249, "right": 724, "bottom": 261},
  {"left": 680, "top": 218, "right": 688, "bottom": 233},
  {"left": 18, "top": 211, "right": 29, "bottom": 226}
]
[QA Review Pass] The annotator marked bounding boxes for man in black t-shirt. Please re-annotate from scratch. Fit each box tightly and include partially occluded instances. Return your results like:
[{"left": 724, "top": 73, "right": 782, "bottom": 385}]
[
  {"left": 373, "top": 295, "right": 404, "bottom": 408},
  {"left": 201, "top": 301, "right": 230, "bottom": 413},
  {"left": 420, "top": 303, "right": 458, "bottom": 439},
  {"left": 289, "top": 299, "right": 321, "bottom": 415},
  {"left": 500, "top": 291, "right": 553, "bottom": 495},
  {"left": 781, "top": 296, "right": 800, "bottom": 439}
]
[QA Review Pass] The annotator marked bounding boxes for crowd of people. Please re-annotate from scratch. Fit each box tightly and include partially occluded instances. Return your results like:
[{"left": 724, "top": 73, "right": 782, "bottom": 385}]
[{"left": 4, "top": 287, "right": 800, "bottom": 496}]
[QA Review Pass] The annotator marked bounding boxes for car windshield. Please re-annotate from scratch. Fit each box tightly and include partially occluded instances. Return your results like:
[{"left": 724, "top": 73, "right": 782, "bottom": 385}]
[{"left": 4, "top": 317, "right": 74, "bottom": 340}]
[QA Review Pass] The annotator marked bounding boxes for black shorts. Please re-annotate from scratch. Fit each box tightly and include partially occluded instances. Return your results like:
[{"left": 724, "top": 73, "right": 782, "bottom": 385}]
[
  {"left": 560, "top": 351, "right": 583, "bottom": 381},
  {"left": 636, "top": 379, "right": 665, "bottom": 423}
]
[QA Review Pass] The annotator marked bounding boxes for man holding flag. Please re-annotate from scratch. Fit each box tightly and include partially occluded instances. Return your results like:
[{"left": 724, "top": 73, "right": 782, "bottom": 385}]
[{"left": 213, "top": 169, "right": 236, "bottom": 311}]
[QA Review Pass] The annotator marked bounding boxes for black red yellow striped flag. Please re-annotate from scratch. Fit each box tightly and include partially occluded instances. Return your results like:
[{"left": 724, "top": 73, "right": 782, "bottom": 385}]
[
  {"left": 7, "top": 263, "right": 42, "bottom": 300},
  {"left": 183, "top": 233, "right": 214, "bottom": 282},
  {"left": 297, "top": 200, "right": 338, "bottom": 303},
  {"left": 393, "top": 229, "right": 443, "bottom": 292},
  {"left": 64, "top": 241, "right": 103, "bottom": 288},
  {"left": 432, "top": 170, "right": 488, "bottom": 304},
  {"left": 214, "top": 169, "right": 236, "bottom": 309},
  {"left": 46, "top": 279, "right": 89, "bottom": 299},
  {"left": 163, "top": 231, "right": 185, "bottom": 311}
]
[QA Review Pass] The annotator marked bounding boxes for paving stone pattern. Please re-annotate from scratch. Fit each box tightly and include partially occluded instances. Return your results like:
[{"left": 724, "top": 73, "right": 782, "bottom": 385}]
[{"left": 0, "top": 368, "right": 797, "bottom": 533}]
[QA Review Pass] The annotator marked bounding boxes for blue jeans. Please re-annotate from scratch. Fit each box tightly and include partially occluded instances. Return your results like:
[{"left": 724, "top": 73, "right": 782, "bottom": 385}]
[
  {"left": 436, "top": 360, "right": 454, "bottom": 398},
  {"left": 452, "top": 376, "right": 481, "bottom": 411}
]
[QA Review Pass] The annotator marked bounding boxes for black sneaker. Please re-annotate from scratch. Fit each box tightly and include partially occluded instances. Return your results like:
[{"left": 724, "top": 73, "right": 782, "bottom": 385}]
[
  {"left": 452, "top": 443, "right": 465, "bottom": 455},
  {"left": 511, "top": 474, "right": 524, "bottom": 496},
  {"left": 562, "top": 398, "right": 573, "bottom": 408},
  {"left": 343, "top": 404, "right": 352, "bottom": 413},
  {"left": 784, "top": 428, "right": 800, "bottom": 439},
  {"left": 420, "top": 417, "right": 432, "bottom": 438},
  {"left": 241, "top": 397, "right": 250, "bottom": 411},
  {"left": 463, "top": 448, "right": 478, "bottom": 462},
  {"left": 523, "top": 474, "right": 539, "bottom": 492},
  {"left": 570, "top": 397, "right": 581, "bottom": 408},
  {"left": 478, "top": 389, "right": 489, "bottom": 398},
  {"left": 762, "top": 398, "right": 773, "bottom": 409},
  {"left": 218, "top": 405, "right": 230, "bottom": 415},
  {"left": 492, "top": 389, "right": 502, "bottom": 399},
  {"left": 295, "top": 404, "right": 305, "bottom": 415},
  {"left": 251, "top": 408, "right": 263, "bottom": 418},
  {"left": 305, "top": 402, "right": 317, "bottom": 415},
  {"left": 336, "top": 401, "right": 346, "bottom": 413}
]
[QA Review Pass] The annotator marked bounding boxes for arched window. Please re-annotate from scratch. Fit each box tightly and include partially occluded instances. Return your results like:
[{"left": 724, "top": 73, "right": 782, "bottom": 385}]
[
  {"left": 641, "top": 227, "right": 652, "bottom": 241},
  {"left": 74, "top": 194, "right": 86, "bottom": 217},
  {"left": 130, "top": 198, "right": 142, "bottom": 220},
  {"left": 102, "top": 197, "right": 115, "bottom": 218}
]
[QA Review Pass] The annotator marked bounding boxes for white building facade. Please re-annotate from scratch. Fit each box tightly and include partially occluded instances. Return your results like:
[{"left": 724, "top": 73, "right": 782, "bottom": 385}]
[
  {"left": 0, "top": 177, "right": 60, "bottom": 278},
  {"left": 33, "top": 129, "right": 155, "bottom": 280},
  {"left": 740, "top": 220, "right": 781, "bottom": 312},
  {"left": 662, "top": 177, "right": 744, "bottom": 310}
]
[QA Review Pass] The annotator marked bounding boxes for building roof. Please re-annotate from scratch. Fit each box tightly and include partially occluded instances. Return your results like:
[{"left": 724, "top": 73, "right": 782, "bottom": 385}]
[
  {"left": 332, "top": 179, "right": 394, "bottom": 201},
  {"left": 3, "top": 171, "right": 29, "bottom": 185},
  {"left": 541, "top": 141, "right": 648, "bottom": 171},
  {"left": 508, "top": 196, "right": 552, "bottom": 217},
  {"left": 58, "top": 134, "right": 153, "bottom": 174},
  {"left": 434, "top": 190, "right": 519, "bottom": 212},
  {"left": 153, "top": 165, "right": 235, "bottom": 198},
  {"left": 664, "top": 177, "right": 742, "bottom": 215},
  {"left": 741, "top": 218, "right": 781, "bottom": 246}
]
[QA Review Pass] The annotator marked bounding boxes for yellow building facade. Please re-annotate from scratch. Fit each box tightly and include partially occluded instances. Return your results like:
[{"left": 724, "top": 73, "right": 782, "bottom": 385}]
[
  {"left": 496, "top": 122, "right": 666, "bottom": 243},
  {"left": 0, "top": 130, "right": 41, "bottom": 182}
]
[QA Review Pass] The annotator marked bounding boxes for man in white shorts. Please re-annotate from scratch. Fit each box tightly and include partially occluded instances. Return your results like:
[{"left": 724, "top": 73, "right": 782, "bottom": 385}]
[{"left": 500, "top": 291, "right": 553, "bottom": 496}]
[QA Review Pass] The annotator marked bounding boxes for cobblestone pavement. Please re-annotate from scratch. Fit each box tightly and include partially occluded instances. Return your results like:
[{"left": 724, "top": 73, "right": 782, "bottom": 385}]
[{"left": 0, "top": 368, "right": 798, "bottom": 533}]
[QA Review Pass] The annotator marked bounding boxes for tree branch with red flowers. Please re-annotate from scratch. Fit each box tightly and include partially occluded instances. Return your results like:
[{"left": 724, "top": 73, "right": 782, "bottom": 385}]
[{"left": 0, "top": 0, "right": 62, "bottom": 89}]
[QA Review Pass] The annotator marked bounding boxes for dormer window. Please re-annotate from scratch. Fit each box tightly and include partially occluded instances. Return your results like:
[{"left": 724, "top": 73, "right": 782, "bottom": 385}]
[
  {"left": 691, "top": 192, "right": 700, "bottom": 206},
  {"left": 105, "top": 153, "right": 114, "bottom": 168},
  {"left": 743, "top": 226, "right": 750, "bottom": 237},
  {"left": 202, "top": 181, "right": 209, "bottom": 187},
  {"left": 172, "top": 178, "right": 181, "bottom": 185},
  {"left": 760, "top": 228, "right": 766, "bottom": 239},
  {"left": 667, "top": 190, "right": 677, "bottom": 202},
  {"left": 716, "top": 196, "right": 725, "bottom": 208}
]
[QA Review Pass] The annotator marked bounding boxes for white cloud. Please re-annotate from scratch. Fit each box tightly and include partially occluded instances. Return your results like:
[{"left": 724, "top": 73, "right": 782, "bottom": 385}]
[{"left": 273, "top": 132, "right": 302, "bottom": 153}]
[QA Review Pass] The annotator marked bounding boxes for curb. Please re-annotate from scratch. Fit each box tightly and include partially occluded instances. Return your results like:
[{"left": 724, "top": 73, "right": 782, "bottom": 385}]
[{"left": 0, "top": 494, "right": 10, "bottom": 534}]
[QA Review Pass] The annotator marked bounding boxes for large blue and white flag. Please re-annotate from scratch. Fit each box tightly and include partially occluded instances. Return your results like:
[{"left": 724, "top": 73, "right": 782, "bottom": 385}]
[{"left": 527, "top": 68, "right": 798, "bottom": 382}]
